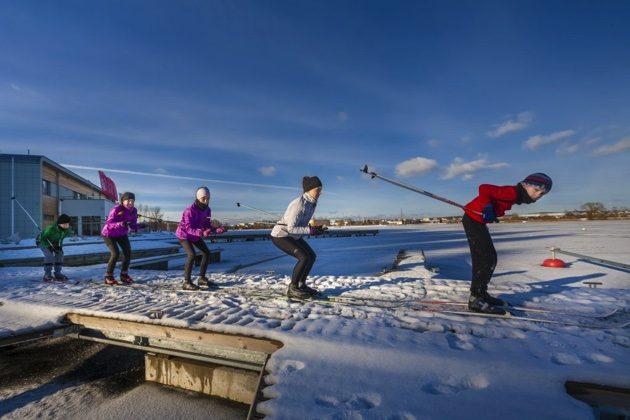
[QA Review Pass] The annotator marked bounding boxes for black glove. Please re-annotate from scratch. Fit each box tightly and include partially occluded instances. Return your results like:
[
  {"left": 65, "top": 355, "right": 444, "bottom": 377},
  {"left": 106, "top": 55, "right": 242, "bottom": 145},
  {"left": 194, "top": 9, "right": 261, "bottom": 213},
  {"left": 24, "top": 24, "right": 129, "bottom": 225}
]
[
  {"left": 482, "top": 204, "right": 497, "bottom": 223},
  {"left": 309, "top": 225, "right": 327, "bottom": 235}
]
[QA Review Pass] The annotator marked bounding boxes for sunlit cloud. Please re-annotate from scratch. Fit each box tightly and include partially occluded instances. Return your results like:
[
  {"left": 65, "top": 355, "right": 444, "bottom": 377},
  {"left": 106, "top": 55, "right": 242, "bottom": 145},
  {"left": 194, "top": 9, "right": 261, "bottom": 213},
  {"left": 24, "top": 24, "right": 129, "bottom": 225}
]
[
  {"left": 395, "top": 157, "right": 438, "bottom": 177},
  {"left": 523, "top": 129, "right": 576, "bottom": 150},
  {"left": 487, "top": 112, "right": 533, "bottom": 138},
  {"left": 593, "top": 137, "right": 630, "bottom": 156},
  {"left": 259, "top": 166, "right": 276, "bottom": 176},
  {"left": 556, "top": 142, "right": 579, "bottom": 156},
  {"left": 442, "top": 156, "right": 508, "bottom": 180}
]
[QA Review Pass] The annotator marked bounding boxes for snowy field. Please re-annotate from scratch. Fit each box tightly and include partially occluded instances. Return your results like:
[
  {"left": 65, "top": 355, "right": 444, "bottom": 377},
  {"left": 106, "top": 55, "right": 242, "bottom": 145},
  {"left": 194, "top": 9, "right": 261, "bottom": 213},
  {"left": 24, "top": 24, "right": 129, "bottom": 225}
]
[{"left": 1, "top": 221, "right": 629, "bottom": 419}]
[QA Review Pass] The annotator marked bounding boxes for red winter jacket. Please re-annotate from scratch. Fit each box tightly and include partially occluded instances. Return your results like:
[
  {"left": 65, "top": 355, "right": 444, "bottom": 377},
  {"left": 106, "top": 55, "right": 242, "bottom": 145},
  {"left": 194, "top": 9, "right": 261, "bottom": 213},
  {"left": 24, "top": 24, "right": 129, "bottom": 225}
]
[{"left": 464, "top": 184, "right": 518, "bottom": 224}]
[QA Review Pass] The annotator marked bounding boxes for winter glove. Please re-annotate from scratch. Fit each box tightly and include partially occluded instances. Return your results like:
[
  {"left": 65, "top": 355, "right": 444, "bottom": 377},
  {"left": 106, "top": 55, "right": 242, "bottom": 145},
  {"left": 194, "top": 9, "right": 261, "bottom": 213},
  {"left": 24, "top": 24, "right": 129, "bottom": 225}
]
[
  {"left": 309, "top": 225, "right": 326, "bottom": 235},
  {"left": 482, "top": 204, "right": 497, "bottom": 223},
  {"left": 214, "top": 226, "right": 226, "bottom": 234},
  {"left": 202, "top": 228, "right": 212, "bottom": 237}
]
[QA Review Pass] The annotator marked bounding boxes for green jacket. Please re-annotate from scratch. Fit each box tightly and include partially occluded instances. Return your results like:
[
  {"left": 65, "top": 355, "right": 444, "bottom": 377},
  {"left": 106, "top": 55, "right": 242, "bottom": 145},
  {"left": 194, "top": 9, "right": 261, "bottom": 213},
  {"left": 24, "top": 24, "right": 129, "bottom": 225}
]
[{"left": 38, "top": 224, "right": 71, "bottom": 249}]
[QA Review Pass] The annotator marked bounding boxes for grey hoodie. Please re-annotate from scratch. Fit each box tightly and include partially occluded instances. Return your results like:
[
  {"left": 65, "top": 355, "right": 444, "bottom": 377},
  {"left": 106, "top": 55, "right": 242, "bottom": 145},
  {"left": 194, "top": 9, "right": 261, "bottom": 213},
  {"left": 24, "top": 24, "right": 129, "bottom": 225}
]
[{"left": 271, "top": 193, "right": 317, "bottom": 238}]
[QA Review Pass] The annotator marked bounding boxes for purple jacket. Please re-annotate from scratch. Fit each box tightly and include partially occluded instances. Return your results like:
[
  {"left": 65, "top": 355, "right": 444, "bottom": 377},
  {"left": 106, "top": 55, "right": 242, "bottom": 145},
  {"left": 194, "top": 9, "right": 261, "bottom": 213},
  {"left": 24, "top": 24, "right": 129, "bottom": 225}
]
[
  {"left": 101, "top": 204, "right": 139, "bottom": 238},
  {"left": 176, "top": 202, "right": 212, "bottom": 242}
]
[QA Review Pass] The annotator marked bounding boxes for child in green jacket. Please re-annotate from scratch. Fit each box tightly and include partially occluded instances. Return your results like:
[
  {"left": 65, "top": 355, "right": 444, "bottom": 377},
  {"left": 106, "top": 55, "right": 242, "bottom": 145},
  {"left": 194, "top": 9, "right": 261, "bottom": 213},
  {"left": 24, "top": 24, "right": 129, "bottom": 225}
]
[{"left": 39, "top": 214, "right": 72, "bottom": 282}]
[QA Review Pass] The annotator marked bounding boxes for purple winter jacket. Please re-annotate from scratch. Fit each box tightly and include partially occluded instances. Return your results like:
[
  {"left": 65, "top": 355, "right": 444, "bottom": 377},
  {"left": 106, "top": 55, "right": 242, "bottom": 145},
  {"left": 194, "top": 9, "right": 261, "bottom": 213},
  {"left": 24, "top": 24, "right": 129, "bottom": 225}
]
[
  {"left": 176, "top": 202, "right": 212, "bottom": 242},
  {"left": 101, "top": 204, "right": 139, "bottom": 238}
]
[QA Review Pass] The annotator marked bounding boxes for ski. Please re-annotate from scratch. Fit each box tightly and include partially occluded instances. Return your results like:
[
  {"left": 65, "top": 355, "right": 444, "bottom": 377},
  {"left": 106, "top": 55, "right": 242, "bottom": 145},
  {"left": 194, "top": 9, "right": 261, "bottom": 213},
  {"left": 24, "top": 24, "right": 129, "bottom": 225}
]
[
  {"left": 415, "top": 299, "right": 623, "bottom": 318},
  {"left": 410, "top": 303, "right": 629, "bottom": 329}
]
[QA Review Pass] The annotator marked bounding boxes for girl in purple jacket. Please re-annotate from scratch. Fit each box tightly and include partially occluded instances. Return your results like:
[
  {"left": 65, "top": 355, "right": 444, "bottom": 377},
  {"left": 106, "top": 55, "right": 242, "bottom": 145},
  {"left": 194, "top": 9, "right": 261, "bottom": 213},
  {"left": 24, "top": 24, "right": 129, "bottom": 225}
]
[
  {"left": 176, "top": 186, "right": 225, "bottom": 290},
  {"left": 101, "top": 192, "right": 141, "bottom": 285}
]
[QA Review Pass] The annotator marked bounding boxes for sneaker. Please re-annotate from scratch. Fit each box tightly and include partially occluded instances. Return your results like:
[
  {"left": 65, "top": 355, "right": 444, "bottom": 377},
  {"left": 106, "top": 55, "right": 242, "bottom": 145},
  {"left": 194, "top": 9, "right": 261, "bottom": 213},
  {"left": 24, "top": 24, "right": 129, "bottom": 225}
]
[
  {"left": 287, "top": 284, "right": 311, "bottom": 300},
  {"left": 43, "top": 274, "right": 54, "bottom": 282},
  {"left": 120, "top": 272, "right": 134, "bottom": 285},
  {"left": 298, "top": 283, "right": 321, "bottom": 297},
  {"left": 468, "top": 295, "right": 506, "bottom": 315},
  {"left": 182, "top": 281, "right": 200, "bottom": 291},
  {"left": 197, "top": 276, "right": 215, "bottom": 287},
  {"left": 105, "top": 274, "right": 120, "bottom": 286},
  {"left": 53, "top": 273, "right": 68, "bottom": 282}
]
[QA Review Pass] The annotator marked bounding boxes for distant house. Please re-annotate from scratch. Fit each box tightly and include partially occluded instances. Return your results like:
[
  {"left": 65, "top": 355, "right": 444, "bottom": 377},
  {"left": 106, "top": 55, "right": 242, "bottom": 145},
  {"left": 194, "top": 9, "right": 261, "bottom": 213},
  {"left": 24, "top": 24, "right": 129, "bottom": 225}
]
[{"left": 0, "top": 153, "right": 115, "bottom": 239}]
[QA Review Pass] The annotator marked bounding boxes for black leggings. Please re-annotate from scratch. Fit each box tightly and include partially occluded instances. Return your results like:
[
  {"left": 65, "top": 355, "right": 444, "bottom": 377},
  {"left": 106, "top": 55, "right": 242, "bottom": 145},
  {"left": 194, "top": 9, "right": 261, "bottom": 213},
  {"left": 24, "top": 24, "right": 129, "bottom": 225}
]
[
  {"left": 271, "top": 236, "right": 316, "bottom": 286},
  {"left": 103, "top": 235, "right": 132, "bottom": 274},
  {"left": 180, "top": 239, "right": 210, "bottom": 281},
  {"left": 462, "top": 214, "right": 497, "bottom": 294}
]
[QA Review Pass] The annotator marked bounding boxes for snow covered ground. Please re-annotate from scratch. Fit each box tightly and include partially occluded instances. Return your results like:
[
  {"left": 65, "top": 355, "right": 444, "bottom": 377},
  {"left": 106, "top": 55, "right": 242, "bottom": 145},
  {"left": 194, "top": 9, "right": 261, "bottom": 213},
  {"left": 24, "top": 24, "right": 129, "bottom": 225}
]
[{"left": 1, "top": 221, "right": 629, "bottom": 419}]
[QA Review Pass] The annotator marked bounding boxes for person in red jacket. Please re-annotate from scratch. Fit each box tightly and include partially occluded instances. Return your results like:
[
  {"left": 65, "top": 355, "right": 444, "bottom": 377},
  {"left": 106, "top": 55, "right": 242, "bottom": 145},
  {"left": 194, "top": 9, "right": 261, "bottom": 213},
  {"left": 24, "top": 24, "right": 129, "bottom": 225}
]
[{"left": 463, "top": 173, "right": 553, "bottom": 314}]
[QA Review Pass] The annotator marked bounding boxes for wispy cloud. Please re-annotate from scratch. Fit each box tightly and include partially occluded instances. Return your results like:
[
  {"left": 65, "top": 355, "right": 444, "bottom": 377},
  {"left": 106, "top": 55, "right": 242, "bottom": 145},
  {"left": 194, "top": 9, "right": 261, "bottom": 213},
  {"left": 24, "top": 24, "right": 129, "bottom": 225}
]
[
  {"left": 259, "top": 166, "right": 276, "bottom": 176},
  {"left": 593, "top": 137, "right": 630, "bottom": 156},
  {"left": 523, "top": 129, "right": 576, "bottom": 150},
  {"left": 487, "top": 112, "right": 533, "bottom": 138},
  {"left": 556, "top": 142, "right": 580, "bottom": 156},
  {"left": 442, "top": 156, "right": 508, "bottom": 180},
  {"left": 62, "top": 164, "right": 296, "bottom": 190},
  {"left": 395, "top": 157, "right": 438, "bottom": 177}
]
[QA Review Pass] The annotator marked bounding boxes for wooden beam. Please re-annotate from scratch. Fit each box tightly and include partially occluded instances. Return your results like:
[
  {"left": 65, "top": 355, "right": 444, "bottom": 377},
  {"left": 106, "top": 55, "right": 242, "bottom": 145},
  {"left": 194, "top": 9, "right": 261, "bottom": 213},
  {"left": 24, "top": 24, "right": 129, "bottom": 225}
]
[{"left": 64, "top": 313, "right": 282, "bottom": 354}]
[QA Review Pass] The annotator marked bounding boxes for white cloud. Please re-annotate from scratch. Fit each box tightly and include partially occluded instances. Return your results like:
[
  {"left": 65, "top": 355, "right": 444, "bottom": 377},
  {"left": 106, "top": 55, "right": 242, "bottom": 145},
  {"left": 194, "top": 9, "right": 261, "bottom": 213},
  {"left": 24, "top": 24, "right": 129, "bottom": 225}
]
[
  {"left": 442, "top": 156, "right": 509, "bottom": 180},
  {"left": 555, "top": 142, "right": 579, "bottom": 156},
  {"left": 258, "top": 166, "right": 276, "bottom": 176},
  {"left": 487, "top": 112, "right": 533, "bottom": 138},
  {"left": 395, "top": 157, "right": 438, "bottom": 177},
  {"left": 154, "top": 168, "right": 169, "bottom": 175},
  {"left": 593, "top": 137, "right": 630, "bottom": 156},
  {"left": 523, "top": 129, "right": 576, "bottom": 150}
]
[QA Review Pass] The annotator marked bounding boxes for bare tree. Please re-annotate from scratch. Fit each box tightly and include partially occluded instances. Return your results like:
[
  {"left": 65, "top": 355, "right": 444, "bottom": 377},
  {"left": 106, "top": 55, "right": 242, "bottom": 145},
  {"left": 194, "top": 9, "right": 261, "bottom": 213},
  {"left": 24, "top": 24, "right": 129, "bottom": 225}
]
[
  {"left": 148, "top": 206, "right": 164, "bottom": 231},
  {"left": 581, "top": 202, "right": 607, "bottom": 220}
]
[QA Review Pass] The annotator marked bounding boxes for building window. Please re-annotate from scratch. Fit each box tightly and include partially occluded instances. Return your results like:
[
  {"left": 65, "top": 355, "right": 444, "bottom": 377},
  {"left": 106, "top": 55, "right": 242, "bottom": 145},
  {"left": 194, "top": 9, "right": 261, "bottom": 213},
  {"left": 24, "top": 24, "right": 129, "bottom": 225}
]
[
  {"left": 42, "top": 180, "right": 51, "bottom": 196},
  {"left": 82, "top": 216, "right": 101, "bottom": 236}
]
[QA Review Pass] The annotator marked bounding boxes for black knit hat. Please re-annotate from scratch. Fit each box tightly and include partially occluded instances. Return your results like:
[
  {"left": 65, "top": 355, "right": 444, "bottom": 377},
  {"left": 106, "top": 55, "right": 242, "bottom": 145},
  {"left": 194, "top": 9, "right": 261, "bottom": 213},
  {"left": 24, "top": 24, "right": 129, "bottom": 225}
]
[
  {"left": 57, "top": 214, "right": 71, "bottom": 225},
  {"left": 522, "top": 173, "right": 553, "bottom": 193},
  {"left": 302, "top": 176, "right": 322, "bottom": 192},
  {"left": 120, "top": 192, "right": 135, "bottom": 202}
]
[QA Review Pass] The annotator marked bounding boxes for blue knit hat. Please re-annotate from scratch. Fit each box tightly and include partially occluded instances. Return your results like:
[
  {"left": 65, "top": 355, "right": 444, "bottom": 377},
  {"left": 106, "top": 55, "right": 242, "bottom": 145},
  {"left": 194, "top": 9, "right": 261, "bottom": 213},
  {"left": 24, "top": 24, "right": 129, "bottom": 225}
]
[{"left": 522, "top": 173, "right": 552, "bottom": 193}]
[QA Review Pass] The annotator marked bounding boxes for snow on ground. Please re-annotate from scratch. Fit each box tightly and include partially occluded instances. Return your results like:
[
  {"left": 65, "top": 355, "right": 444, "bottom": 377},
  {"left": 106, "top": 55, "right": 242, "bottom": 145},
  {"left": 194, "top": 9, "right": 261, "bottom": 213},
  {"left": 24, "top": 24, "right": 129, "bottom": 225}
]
[{"left": 1, "top": 221, "right": 629, "bottom": 419}]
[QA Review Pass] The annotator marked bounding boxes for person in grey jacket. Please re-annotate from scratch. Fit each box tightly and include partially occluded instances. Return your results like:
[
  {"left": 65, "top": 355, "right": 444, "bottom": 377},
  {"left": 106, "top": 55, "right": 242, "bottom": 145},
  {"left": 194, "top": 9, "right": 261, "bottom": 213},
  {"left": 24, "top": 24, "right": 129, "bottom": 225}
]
[{"left": 271, "top": 176, "right": 326, "bottom": 299}]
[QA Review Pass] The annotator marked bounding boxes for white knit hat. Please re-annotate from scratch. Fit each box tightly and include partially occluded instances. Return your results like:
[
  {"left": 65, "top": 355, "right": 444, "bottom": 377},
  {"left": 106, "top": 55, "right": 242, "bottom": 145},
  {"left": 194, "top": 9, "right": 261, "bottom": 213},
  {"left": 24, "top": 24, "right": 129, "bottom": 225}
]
[{"left": 196, "top": 186, "right": 210, "bottom": 200}]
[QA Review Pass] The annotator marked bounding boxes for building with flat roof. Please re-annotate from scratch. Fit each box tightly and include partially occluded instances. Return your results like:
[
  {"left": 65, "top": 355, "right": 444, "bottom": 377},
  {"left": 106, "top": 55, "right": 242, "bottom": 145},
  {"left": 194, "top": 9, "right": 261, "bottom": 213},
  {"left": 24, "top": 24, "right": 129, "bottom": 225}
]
[{"left": 0, "top": 153, "right": 115, "bottom": 240}]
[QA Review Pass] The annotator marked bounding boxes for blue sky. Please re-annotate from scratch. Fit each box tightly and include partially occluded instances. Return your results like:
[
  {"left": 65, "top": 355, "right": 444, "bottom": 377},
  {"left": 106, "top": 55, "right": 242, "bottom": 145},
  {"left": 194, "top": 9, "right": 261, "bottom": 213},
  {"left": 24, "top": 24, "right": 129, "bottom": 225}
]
[{"left": 2, "top": 1, "right": 629, "bottom": 223}]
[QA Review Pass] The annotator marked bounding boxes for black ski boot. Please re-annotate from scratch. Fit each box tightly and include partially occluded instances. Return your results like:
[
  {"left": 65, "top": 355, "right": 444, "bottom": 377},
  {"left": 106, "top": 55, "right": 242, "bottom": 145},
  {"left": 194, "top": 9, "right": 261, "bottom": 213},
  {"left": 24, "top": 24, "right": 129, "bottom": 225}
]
[
  {"left": 298, "top": 282, "right": 322, "bottom": 297},
  {"left": 287, "top": 284, "right": 311, "bottom": 300},
  {"left": 197, "top": 275, "right": 214, "bottom": 288},
  {"left": 468, "top": 294, "right": 506, "bottom": 315},
  {"left": 182, "top": 280, "right": 200, "bottom": 291},
  {"left": 479, "top": 289, "right": 505, "bottom": 307}
]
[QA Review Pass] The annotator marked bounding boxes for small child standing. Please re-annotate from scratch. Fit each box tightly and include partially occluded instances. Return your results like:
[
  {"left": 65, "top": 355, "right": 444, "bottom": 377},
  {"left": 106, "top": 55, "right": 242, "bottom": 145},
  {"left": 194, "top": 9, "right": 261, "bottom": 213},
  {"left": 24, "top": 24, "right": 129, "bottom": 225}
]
[
  {"left": 176, "top": 186, "right": 225, "bottom": 290},
  {"left": 39, "top": 214, "right": 72, "bottom": 282},
  {"left": 101, "top": 192, "right": 142, "bottom": 285},
  {"left": 462, "top": 173, "right": 553, "bottom": 314}
]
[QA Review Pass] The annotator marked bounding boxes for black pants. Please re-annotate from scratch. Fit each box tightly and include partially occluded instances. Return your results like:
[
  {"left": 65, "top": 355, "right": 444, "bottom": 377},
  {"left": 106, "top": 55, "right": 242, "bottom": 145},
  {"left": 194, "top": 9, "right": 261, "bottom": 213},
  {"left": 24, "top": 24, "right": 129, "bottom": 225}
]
[
  {"left": 103, "top": 236, "right": 132, "bottom": 274},
  {"left": 180, "top": 239, "right": 210, "bottom": 281},
  {"left": 271, "top": 236, "right": 316, "bottom": 286},
  {"left": 462, "top": 214, "right": 497, "bottom": 295}
]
